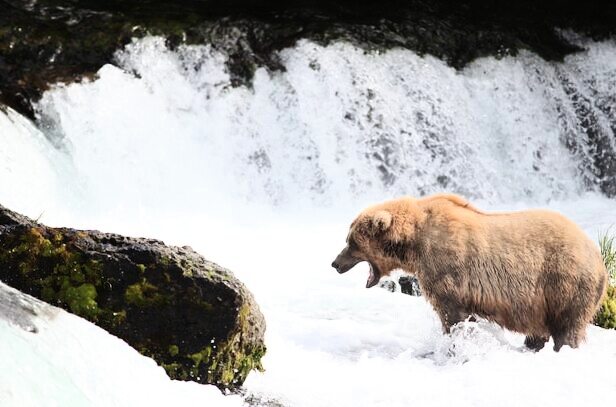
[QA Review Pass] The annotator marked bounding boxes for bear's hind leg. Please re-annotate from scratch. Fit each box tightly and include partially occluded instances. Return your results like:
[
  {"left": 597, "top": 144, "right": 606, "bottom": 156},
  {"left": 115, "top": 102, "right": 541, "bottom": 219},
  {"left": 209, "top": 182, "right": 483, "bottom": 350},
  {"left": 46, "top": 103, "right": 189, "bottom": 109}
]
[
  {"left": 552, "top": 325, "right": 586, "bottom": 352},
  {"left": 546, "top": 271, "right": 596, "bottom": 351},
  {"left": 524, "top": 335, "right": 549, "bottom": 351},
  {"left": 548, "top": 301, "right": 590, "bottom": 351}
]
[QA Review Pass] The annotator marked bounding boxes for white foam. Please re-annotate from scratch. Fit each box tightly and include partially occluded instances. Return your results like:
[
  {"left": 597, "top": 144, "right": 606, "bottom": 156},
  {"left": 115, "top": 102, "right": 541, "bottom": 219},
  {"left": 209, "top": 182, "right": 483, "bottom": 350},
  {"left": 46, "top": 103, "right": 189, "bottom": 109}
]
[
  {"left": 0, "top": 283, "right": 241, "bottom": 407},
  {"left": 0, "top": 108, "right": 68, "bottom": 218}
]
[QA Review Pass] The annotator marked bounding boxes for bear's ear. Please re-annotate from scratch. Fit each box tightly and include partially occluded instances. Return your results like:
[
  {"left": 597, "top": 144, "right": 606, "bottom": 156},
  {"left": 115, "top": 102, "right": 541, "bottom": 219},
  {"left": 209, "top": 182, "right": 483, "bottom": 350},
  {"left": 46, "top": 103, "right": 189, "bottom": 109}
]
[{"left": 368, "top": 210, "right": 392, "bottom": 233}]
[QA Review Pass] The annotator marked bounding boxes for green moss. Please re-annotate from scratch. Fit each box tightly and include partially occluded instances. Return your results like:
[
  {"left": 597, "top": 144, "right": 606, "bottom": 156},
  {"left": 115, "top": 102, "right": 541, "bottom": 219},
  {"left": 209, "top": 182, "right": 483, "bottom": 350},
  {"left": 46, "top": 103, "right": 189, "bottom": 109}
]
[
  {"left": 82, "top": 260, "right": 102, "bottom": 285},
  {"left": 160, "top": 255, "right": 171, "bottom": 266},
  {"left": 136, "top": 263, "right": 146, "bottom": 273},
  {"left": 18, "top": 261, "right": 32, "bottom": 275},
  {"left": 63, "top": 283, "right": 99, "bottom": 319},
  {"left": 221, "top": 368, "right": 235, "bottom": 384},
  {"left": 39, "top": 238, "right": 54, "bottom": 257},
  {"left": 185, "top": 287, "right": 214, "bottom": 313},
  {"left": 110, "top": 310, "right": 127, "bottom": 327},
  {"left": 595, "top": 286, "right": 616, "bottom": 329},
  {"left": 0, "top": 227, "right": 127, "bottom": 331},
  {"left": 0, "top": 227, "right": 107, "bottom": 320},
  {"left": 203, "top": 341, "right": 266, "bottom": 386},
  {"left": 184, "top": 303, "right": 266, "bottom": 386},
  {"left": 168, "top": 345, "right": 179, "bottom": 357},
  {"left": 41, "top": 286, "right": 55, "bottom": 302},
  {"left": 125, "top": 279, "right": 166, "bottom": 307},
  {"left": 161, "top": 362, "right": 187, "bottom": 380},
  {"left": 125, "top": 283, "right": 145, "bottom": 305},
  {"left": 190, "top": 346, "right": 212, "bottom": 368},
  {"left": 70, "top": 268, "right": 85, "bottom": 284},
  {"left": 159, "top": 303, "right": 266, "bottom": 387},
  {"left": 17, "top": 228, "right": 47, "bottom": 255},
  {"left": 10, "top": 228, "right": 52, "bottom": 274}
]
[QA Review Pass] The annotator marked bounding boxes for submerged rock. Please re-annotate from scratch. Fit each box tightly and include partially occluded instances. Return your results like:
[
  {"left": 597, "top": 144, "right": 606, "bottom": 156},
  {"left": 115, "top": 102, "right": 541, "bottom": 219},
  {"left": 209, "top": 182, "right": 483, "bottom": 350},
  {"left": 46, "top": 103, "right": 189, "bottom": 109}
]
[
  {"left": 379, "top": 275, "right": 422, "bottom": 296},
  {"left": 0, "top": 204, "right": 266, "bottom": 390},
  {"left": 378, "top": 280, "right": 397, "bottom": 292},
  {"left": 399, "top": 276, "right": 422, "bottom": 297}
]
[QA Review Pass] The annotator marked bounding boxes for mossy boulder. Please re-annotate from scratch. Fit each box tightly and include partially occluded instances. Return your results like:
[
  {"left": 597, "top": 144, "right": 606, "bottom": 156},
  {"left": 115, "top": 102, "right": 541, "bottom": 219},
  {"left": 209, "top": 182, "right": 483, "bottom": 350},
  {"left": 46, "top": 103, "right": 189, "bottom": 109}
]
[{"left": 0, "top": 204, "right": 266, "bottom": 389}]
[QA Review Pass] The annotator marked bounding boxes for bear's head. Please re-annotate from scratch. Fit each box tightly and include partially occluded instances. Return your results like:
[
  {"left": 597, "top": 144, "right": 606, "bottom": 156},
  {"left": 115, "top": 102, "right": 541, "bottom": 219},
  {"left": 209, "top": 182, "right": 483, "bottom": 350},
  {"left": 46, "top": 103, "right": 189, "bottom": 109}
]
[{"left": 331, "top": 198, "right": 425, "bottom": 288}]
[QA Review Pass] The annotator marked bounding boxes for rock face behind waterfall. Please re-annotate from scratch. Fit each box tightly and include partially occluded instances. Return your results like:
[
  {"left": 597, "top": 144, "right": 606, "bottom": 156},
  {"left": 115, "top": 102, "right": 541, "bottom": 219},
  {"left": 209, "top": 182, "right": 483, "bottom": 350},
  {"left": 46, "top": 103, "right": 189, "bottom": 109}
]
[
  {"left": 2, "top": 0, "right": 615, "bottom": 119},
  {"left": 0, "top": 204, "right": 266, "bottom": 390}
]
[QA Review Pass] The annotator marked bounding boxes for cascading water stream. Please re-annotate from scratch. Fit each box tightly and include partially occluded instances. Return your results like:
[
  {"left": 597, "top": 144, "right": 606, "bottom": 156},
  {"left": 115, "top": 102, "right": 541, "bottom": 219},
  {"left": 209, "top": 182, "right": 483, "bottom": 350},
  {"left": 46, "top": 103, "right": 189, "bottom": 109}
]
[{"left": 19, "top": 35, "right": 615, "bottom": 220}]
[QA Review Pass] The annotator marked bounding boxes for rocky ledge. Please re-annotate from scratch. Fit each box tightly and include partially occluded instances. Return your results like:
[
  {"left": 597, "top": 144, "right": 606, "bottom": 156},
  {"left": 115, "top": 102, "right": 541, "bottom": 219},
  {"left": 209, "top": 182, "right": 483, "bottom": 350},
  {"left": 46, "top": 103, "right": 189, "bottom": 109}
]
[
  {"left": 2, "top": 0, "right": 615, "bottom": 119},
  {"left": 0, "top": 204, "right": 266, "bottom": 389}
]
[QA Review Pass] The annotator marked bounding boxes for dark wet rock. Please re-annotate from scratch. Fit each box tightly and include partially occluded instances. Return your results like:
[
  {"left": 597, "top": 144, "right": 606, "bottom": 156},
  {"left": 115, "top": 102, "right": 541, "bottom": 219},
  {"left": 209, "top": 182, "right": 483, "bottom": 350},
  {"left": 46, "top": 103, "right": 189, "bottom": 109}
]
[
  {"left": 399, "top": 276, "right": 422, "bottom": 297},
  {"left": 378, "top": 279, "right": 397, "bottom": 292},
  {"left": 243, "top": 391, "right": 288, "bottom": 407},
  {"left": 2, "top": 0, "right": 616, "bottom": 120},
  {"left": 0, "top": 203, "right": 266, "bottom": 390},
  {"left": 379, "top": 276, "right": 422, "bottom": 296}
]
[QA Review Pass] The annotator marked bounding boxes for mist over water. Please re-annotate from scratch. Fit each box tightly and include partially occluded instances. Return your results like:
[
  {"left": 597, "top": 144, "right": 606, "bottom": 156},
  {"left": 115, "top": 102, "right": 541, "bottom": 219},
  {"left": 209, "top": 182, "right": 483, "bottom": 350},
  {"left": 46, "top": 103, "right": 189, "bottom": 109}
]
[{"left": 2, "top": 35, "right": 616, "bottom": 407}]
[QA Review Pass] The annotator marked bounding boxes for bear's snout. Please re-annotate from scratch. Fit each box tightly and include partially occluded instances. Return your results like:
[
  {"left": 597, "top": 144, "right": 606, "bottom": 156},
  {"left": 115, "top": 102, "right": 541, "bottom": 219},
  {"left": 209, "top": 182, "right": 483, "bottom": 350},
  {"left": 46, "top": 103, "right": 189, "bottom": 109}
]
[
  {"left": 331, "top": 258, "right": 349, "bottom": 274},
  {"left": 331, "top": 248, "right": 360, "bottom": 274}
]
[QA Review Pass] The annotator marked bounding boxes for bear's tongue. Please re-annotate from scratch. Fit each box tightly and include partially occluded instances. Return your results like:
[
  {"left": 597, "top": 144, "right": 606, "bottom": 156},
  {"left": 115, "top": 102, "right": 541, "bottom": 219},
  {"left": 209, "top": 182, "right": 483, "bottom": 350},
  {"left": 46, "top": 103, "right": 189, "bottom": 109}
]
[{"left": 366, "top": 263, "right": 380, "bottom": 288}]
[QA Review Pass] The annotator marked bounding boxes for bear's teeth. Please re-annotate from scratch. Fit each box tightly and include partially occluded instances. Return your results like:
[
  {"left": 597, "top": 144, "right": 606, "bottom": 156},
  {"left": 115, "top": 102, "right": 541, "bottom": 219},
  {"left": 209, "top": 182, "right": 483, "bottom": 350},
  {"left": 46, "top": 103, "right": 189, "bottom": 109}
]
[{"left": 366, "top": 264, "right": 379, "bottom": 288}]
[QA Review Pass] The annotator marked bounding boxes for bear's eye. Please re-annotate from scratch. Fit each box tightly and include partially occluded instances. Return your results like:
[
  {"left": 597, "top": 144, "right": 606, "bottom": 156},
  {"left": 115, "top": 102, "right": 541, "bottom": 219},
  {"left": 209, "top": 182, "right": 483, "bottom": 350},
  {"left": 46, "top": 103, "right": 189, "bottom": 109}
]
[{"left": 347, "top": 236, "right": 359, "bottom": 251}]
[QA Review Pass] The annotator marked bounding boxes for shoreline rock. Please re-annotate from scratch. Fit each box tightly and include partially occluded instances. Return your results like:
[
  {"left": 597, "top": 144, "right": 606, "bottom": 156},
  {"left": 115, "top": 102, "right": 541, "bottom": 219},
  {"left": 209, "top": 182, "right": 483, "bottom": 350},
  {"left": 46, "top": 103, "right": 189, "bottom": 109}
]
[{"left": 0, "top": 204, "right": 266, "bottom": 390}]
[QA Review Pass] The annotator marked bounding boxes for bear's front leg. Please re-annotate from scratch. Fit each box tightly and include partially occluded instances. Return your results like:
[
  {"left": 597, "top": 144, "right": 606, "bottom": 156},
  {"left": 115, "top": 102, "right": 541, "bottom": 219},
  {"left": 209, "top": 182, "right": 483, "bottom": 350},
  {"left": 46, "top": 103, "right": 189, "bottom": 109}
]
[
  {"left": 435, "top": 304, "right": 470, "bottom": 334},
  {"left": 437, "top": 310, "right": 453, "bottom": 334},
  {"left": 524, "top": 335, "right": 549, "bottom": 351}
]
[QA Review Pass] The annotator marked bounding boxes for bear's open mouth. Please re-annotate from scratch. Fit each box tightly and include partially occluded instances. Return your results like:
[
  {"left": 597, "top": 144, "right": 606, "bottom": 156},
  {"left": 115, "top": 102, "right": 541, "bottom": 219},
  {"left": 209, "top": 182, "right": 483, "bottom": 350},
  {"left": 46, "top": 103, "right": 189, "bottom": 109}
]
[{"left": 366, "top": 263, "right": 381, "bottom": 288}]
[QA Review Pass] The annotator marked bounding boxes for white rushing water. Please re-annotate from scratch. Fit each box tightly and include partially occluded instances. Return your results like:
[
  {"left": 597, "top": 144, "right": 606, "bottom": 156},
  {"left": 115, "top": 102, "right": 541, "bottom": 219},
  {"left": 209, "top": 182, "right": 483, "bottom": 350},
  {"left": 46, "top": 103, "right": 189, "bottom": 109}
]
[
  {"left": 0, "top": 283, "right": 242, "bottom": 407},
  {"left": 32, "top": 36, "right": 616, "bottom": 214},
  {"left": 1, "top": 35, "right": 616, "bottom": 406}
]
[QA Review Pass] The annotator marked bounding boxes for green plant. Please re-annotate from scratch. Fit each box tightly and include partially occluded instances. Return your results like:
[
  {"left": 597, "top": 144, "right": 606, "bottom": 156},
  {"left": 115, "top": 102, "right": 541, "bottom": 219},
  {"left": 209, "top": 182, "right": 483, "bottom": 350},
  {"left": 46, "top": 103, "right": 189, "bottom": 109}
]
[
  {"left": 599, "top": 231, "right": 616, "bottom": 286},
  {"left": 595, "top": 286, "right": 616, "bottom": 329},
  {"left": 595, "top": 230, "right": 616, "bottom": 329}
]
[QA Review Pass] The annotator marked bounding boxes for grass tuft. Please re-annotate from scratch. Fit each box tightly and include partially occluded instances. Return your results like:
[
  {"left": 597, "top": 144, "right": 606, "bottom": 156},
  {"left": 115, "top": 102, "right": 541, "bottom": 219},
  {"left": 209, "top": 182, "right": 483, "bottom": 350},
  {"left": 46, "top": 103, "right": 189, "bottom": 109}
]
[{"left": 599, "top": 230, "right": 616, "bottom": 286}]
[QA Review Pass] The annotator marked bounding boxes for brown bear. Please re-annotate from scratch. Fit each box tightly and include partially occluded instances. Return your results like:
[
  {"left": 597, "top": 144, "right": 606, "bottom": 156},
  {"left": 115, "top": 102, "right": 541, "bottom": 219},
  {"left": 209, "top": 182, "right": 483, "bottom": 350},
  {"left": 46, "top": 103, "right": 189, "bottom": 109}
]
[{"left": 331, "top": 194, "right": 608, "bottom": 351}]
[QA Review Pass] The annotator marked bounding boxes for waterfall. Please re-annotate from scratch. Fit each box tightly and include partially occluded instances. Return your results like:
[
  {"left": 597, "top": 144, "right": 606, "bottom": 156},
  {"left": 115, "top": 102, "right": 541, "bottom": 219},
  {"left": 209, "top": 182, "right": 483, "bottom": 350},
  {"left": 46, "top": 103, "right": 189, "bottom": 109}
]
[{"left": 4, "top": 35, "right": 608, "bottom": 220}]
